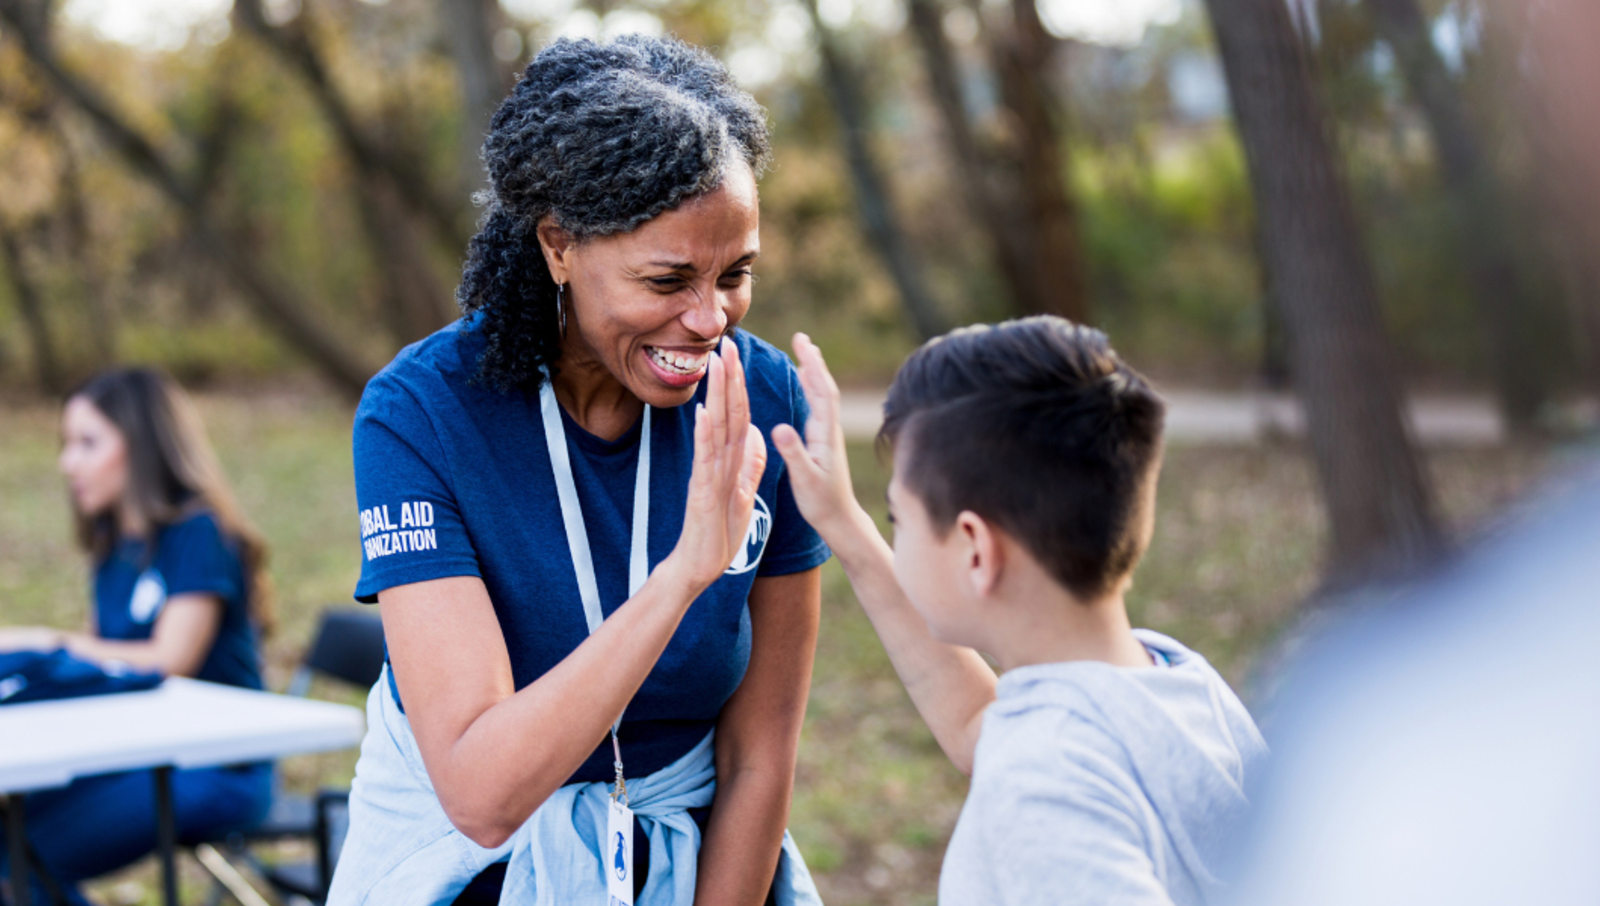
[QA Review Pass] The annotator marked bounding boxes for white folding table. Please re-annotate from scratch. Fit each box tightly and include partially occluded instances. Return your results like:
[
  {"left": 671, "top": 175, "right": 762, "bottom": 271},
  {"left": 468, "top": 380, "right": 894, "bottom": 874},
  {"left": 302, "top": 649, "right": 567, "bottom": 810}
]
[{"left": 0, "top": 678, "right": 366, "bottom": 906}]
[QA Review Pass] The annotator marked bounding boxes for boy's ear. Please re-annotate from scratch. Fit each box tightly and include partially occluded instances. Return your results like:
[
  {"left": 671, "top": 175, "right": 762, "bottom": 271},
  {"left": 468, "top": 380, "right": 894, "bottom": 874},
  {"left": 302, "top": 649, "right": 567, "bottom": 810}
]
[
  {"left": 956, "top": 511, "right": 1005, "bottom": 598},
  {"left": 536, "top": 216, "right": 575, "bottom": 285}
]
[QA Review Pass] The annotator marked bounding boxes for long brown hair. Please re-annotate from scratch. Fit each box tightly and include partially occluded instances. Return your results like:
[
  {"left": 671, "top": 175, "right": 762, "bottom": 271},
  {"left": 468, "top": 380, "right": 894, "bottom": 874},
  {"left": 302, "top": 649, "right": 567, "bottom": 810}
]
[{"left": 67, "top": 367, "right": 274, "bottom": 634}]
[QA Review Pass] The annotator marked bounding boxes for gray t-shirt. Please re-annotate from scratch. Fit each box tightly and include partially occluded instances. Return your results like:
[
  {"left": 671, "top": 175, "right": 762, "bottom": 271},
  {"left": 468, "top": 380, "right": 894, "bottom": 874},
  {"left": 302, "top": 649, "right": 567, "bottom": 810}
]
[{"left": 940, "top": 630, "right": 1267, "bottom": 906}]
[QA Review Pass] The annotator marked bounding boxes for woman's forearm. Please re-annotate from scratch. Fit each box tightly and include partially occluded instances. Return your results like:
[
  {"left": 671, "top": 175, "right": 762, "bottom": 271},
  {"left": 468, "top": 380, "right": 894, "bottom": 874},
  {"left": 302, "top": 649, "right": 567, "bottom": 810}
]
[
  {"left": 831, "top": 508, "right": 997, "bottom": 775},
  {"left": 61, "top": 595, "right": 222, "bottom": 678},
  {"left": 693, "top": 568, "right": 819, "bottom": 905},
  {"left": 695, "top": 766, "right": 794, "bottom": 906},
  {"left": 385, "top": 558, "right": 709, "bottom": 847},
  {"left": 63, "top": 634, "right": 160, "bottom": 667}
]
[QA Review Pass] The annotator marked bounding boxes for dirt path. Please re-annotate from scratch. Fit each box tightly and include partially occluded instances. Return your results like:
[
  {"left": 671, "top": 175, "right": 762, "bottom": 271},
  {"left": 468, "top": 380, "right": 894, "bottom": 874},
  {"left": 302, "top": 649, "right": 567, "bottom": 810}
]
[{"left": 838, "top": 389, "right": 1519, "bottom": 445}]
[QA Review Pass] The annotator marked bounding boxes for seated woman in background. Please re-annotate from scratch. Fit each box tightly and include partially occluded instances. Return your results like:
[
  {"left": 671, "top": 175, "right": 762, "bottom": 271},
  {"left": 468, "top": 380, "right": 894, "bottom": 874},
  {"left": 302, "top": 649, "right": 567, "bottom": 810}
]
[{"left": 0, "top": 366, "right": 274, "bottom": 906}]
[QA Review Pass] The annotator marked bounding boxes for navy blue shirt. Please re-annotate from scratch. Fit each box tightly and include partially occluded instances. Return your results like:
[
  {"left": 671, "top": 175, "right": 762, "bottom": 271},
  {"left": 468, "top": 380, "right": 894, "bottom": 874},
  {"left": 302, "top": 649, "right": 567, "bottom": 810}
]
[
  {"left": 352, "top": 320, "right": 830, "bottom": 783},
  {"left": 94, "top": 511, "right": 263, "bottom": 690}
]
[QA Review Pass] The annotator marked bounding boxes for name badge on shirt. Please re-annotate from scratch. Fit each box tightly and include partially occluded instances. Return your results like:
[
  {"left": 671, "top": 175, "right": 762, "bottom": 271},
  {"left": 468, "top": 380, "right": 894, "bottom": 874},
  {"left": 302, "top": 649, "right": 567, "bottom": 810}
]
[{"left": 607, "top": 796, "right": 635, "bottom": 906}]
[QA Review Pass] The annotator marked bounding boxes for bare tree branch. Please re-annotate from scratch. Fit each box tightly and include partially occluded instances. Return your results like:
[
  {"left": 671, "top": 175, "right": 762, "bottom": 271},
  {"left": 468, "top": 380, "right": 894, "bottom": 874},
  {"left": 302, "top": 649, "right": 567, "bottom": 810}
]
[
  {"left": 905, "top": 0, "right": 1035, "bottom": 319},
  {"left": 1363, "top": 0, "right": 1544, "bottom": 432},
  {"left": 231, "top": 0, "right": 468, "bottom": 249},
  {"left": 987, "top": 0, "right": 1089, "bottom": 323},
  {"left": 910, "top": 0, "right": 1089, "bottom": 323},
  {"left": 48, "top": 109, "right": 117, "bottom": 364},
  {"left": 0, "top": 0, "right": 379, "bottom": 398},
  {"left": 0, "top": 220, "right": 64, "bottom": 392},
  {"left": 441, "top": 0, "right": 511, "bottom": 196},
  {"left": 353, "top": 172, "right": 453, "bottom": 344},
  {"left": 801, "top": 0, "right": 946, "bottom": 340}
]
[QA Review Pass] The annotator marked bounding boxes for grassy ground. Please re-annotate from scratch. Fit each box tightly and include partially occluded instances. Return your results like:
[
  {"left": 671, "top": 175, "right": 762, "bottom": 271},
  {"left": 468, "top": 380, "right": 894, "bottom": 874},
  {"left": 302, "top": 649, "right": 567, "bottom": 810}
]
[{"left": 0, "top": 391, "right": 1554, "bottom": 906}]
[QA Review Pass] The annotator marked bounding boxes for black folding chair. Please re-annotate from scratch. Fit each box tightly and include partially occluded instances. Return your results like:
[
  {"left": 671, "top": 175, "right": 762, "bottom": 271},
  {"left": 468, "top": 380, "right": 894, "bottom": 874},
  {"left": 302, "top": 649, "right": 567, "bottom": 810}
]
[{"left": 200, "top": 609, "right": 385, "bottom": 905}]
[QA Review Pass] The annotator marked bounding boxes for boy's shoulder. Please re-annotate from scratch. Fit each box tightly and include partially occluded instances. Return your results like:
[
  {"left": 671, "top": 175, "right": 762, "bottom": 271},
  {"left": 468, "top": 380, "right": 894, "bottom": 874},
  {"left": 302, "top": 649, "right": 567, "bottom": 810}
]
[
  {"left": 984, "top": 630, "right": 1264, "bottom": 767},
  {"left": 971, "top": 683, "right": 1138, "bottom": 809},
  {"left": 948, "top": 638, "right": 1266, "bottom": 906}
]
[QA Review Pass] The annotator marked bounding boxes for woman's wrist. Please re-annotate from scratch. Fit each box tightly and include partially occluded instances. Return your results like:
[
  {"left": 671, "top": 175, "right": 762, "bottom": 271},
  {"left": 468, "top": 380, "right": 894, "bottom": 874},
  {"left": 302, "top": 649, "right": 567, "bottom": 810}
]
[{"left": 654, "top": 550, "right": 717, "bottom": 603}]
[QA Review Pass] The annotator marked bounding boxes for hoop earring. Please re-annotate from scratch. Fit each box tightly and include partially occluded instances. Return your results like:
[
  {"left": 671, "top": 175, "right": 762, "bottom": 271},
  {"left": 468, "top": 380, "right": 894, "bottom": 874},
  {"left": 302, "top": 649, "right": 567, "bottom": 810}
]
[{"left": 556, "top": 282, "right": 568, "bottom": 339}]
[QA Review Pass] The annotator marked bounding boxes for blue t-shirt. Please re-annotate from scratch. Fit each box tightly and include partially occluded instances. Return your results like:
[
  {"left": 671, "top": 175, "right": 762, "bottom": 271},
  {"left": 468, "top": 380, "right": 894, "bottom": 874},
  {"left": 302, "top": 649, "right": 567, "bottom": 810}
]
[
  {"left": 352, "top": 320, "right": 830, "bottom": 783},
  {"left": 94, "top": 511, "right": 263, "bottom": 690}
]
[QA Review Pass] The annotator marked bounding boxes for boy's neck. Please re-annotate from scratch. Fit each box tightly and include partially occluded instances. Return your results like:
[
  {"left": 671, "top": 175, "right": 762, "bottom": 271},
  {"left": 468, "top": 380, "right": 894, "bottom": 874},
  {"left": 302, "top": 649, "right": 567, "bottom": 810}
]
[{"left": 983, "top": 580, "right": 1152, "bottom": 673}]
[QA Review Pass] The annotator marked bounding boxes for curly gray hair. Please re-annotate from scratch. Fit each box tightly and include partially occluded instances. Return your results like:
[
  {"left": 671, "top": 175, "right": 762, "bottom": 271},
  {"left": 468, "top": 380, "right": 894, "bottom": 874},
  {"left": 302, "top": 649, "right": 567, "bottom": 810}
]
[{"left": 457, "top": 35, "right": 772, "bottom": 390}]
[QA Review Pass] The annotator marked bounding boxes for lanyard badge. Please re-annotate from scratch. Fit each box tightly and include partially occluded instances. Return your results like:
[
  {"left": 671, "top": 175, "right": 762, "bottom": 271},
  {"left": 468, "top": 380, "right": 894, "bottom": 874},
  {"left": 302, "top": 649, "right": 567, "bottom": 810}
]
[
  {"left": 540, "top": 378, "right": 650, "bottom": 905},
  {"left": 606, "top": 784, "right": 636, "bottom": 906}
]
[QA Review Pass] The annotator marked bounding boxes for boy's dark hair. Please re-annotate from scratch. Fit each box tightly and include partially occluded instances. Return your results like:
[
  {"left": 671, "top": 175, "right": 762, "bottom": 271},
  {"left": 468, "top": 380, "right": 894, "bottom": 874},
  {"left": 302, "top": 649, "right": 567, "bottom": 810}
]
[{"left": 879, "top": 316, "right": 1166, "bottom": 601}]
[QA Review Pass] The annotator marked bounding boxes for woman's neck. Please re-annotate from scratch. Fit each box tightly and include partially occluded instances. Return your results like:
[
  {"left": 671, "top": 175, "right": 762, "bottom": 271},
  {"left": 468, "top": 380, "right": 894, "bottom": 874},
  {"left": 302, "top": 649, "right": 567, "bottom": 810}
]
[
  {"left": 116, "top": 501, "right": 149, "bottom": 540},
  {"left": 552, "top": 336, "right": 644, "bottom": 442}
]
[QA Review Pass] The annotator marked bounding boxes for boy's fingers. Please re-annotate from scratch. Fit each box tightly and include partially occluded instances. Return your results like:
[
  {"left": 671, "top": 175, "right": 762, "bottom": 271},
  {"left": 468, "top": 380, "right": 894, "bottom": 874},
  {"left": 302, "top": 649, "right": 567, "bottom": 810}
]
[
  {"left": 772, "top": 423, "right": 827, "bottom": 490},
  {"left": 811, "top": 337, "right": 842, "bottom": 398},
  {"left": 798, "top": 333, "right": 840, "bottom": 393},
  {"left": 791, "top": 334, "right": 826, "bottom": 414},
  {"left": 793, "top": 334, "right": 842, "bottom": 448},
  {"left": 771, "top": 422, "right": 808, "bottom": 465}
]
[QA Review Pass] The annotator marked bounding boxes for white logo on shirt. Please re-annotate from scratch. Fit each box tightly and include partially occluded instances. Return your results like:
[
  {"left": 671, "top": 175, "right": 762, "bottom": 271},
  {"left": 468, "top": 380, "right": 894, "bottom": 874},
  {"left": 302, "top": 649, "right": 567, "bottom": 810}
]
[
  {"left": 360, "top": 501, "right": 440, "bottom": 561},
  {"left": 724, "top": 494, "right": 772, "bottom": 575},
  {"left": 129, "top": 569, "right": 168, "bottom": 624}
]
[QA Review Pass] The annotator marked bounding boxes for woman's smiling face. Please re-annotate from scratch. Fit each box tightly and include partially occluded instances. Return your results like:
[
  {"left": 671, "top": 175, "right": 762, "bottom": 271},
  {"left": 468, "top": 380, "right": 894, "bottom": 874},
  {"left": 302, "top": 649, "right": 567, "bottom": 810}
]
[
  {"left": 540, "top": 160, "right": 760, "bottom": 410},
  {"left": 59, "top": 395, "right": 130, "bottom": 519}
]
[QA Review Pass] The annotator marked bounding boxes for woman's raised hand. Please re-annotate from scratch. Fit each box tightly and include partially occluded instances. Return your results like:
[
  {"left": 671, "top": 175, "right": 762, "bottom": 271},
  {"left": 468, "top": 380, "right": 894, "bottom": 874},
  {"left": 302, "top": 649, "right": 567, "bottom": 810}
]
[
  {"left": 771, "top": 333, "right": 864, "bottom": 540},
  {"left": 671, "top": 336, "right": 768, "bottom": 591}
]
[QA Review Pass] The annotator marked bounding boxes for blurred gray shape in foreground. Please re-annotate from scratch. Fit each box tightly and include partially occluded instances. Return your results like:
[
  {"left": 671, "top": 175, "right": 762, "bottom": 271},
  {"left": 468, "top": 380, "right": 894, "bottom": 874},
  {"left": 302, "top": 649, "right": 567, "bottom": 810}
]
[{"left": 1229, "top": 455, "right": 1600, "bottom": 906}]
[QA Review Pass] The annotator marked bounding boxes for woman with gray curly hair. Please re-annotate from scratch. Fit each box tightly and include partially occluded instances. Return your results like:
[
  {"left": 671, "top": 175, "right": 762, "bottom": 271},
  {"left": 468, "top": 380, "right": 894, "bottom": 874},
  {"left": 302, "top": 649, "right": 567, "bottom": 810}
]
[{"left": 327, "top": 35, "right": 828, "bottom": 906}]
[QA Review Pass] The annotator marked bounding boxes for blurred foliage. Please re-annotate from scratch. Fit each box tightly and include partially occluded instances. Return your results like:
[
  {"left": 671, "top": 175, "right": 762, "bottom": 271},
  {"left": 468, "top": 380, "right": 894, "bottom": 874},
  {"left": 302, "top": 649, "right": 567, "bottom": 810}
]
[{"left": 0, "top": 0, "right": 1590, "bottom": 394}]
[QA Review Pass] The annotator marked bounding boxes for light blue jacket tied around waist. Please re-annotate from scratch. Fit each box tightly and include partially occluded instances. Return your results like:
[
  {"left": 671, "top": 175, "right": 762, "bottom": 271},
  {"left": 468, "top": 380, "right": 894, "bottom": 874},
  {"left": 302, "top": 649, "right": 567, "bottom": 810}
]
[{"left": 327, "top": 665, "right": 824, "bottom": 906}]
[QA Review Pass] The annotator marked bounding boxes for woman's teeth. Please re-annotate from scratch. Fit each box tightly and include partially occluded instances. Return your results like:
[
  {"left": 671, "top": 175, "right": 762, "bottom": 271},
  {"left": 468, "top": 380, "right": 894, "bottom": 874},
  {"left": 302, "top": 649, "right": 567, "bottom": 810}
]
[{"left": 647, "top": 347, "right": 706, "bottom": 375}]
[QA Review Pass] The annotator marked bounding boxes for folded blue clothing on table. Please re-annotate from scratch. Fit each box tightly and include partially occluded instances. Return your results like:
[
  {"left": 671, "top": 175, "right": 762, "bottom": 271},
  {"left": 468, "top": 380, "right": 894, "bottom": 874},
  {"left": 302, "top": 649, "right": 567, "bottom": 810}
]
[{"left": 0, "top": 648, "right": 163, "bottom": 705}]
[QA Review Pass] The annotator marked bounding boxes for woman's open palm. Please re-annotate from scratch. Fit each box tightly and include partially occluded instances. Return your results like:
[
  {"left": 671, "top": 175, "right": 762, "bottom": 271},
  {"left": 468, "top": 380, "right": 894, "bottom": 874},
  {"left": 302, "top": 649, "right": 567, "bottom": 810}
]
[{"left": 674, "top": 337, "right": 768, "bottom": 590}]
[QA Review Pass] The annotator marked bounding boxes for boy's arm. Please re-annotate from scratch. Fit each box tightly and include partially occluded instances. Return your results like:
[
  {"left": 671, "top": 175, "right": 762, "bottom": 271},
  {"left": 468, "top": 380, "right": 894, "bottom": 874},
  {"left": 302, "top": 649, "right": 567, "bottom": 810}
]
[
  {"left": 772, "top": 333, "right": 997, "bottom": 774},
  {"left": 829, "top": 507, "right": 996, "bottom": 773}
]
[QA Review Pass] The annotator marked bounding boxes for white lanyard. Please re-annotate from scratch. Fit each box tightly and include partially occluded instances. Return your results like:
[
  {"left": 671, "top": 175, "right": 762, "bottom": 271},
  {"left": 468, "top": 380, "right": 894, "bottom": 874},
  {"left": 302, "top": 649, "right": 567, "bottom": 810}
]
[{"left": 539, "top": 378, "right": 651, "bottom": 802}]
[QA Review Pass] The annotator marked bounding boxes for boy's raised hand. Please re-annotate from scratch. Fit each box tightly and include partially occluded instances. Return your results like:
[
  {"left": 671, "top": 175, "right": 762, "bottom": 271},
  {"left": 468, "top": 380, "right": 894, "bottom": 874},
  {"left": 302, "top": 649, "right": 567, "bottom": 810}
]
[
  {"left": 772, "top": 333, "right": 865, "bottom": 541},
  {"left": 776, "top": 333, "right": 996, "bottom": 775}
]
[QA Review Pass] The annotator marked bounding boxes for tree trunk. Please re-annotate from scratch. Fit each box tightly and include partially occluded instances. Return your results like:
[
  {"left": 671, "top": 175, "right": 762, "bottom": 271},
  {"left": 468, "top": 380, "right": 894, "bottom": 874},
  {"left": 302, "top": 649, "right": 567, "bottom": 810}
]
[
  {"left": 1363, "top": 0, "right": 1543, "bottom": 433},
  {"left": 988, "top": 0, "right": 1090, "bottom": 323},
  {"left": 50, "top": 109, "right": 117, "bottom": 366},
  {"left": 1201, "top": 0, "right": 1444, "bottom": 585},
  {"left": 905, "top": 0, "right": 1036, "bottom": 319},
  {"left": 441, "top": 0, "right": 510, "bottom": 196},
  {"left": 1507, "top": 0, "right": 1600, "bottom": 404},
  {"left": 0, "top": 225, "right": 65, "bottom": 393},
  {"left": 802, "top": 0, "right": 946, "bottom": 340},
  {"left": 0, "top": 0, "right": 378, "bottom": 399}
]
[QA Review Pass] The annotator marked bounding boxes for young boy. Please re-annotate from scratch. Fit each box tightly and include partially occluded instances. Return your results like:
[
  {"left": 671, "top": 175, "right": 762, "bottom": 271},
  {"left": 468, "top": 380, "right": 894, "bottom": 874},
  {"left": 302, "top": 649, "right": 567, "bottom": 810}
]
[{"left": 770, "top": 317, "right": 1266, "bottom": 905}]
